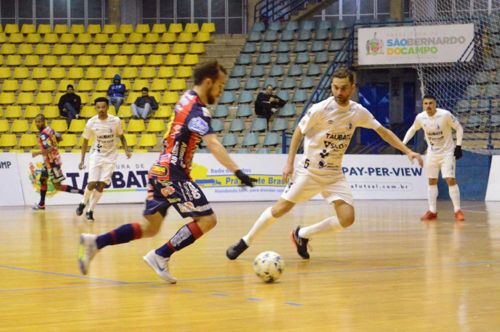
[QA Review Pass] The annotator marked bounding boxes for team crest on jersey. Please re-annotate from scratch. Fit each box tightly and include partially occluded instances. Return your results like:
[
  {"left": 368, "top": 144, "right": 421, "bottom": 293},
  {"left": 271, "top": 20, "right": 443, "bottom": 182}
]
[
  {"left": 188, "top": 117, "right": 209, "bottom": 135},
  {"left": 160, "top": 185, "right": 176, "bottom": 197}
]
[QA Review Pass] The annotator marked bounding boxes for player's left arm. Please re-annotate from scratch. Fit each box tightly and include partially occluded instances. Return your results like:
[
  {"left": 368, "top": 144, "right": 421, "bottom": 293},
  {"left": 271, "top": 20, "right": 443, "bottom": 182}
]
[
  {"left": 448, "top": 113, "right": 464, "bottom": 159},
  {"left": 119, "top": 134, "right": 132, "bottom": 159},
  {"left": 375, "top": 126, "right": 424, "bottom": 167}
]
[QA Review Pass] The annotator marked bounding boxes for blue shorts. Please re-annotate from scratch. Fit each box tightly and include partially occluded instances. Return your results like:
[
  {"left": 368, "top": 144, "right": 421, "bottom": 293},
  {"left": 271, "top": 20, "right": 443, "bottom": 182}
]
[{"left": 143, "top": 177, "right": 214, "bottom": 219}]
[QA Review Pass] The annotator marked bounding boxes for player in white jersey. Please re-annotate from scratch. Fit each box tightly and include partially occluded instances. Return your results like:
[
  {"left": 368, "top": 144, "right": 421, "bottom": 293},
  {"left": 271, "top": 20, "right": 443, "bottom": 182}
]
[
  {"left": 226, "top": 67, "right": 424, "bottom": 260},
  {"left": 76, "top": 97, "right": 132, "bottom": 221},
  {"left": 402, "top": 95, "right": 464, "bottom": 222}
]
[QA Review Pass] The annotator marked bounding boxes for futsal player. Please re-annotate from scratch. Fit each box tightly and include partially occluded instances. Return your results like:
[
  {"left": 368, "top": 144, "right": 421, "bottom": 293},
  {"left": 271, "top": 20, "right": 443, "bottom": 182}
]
[
  {"left": 76, "top": 97, "right": 132, "bottom": 221},
  {"left": 226, "top": 67, "right": 424, "bottom": 260},
  {"left": 78, "top": 61, "right": 256, "bottom": 283},
  {"left": 403, "top": 95, "right": 465, "bottom": 221}
]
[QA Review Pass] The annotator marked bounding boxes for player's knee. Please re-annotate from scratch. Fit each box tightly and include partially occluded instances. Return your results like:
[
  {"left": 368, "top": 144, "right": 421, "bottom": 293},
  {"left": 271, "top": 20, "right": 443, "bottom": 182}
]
[
  {"left": 445, "top": 178, "right": 456, "bottom": 186},
  {"left": 204, "top": 214, "right": 217, "bottom": 229},
  {"left": 87, "top": 182, "right": 96, "bottom": 190},
  {"left": 428, "top": 178, "right": 438, "bottom": 185},
  {"left": 339, "top": 215, "right": 355, "bottom": 228},
  {"left": 141, "top": 222, "right": 160, "bottom": 237},
  {"left": 272, "top": 200, "right": 294, "bottom": 218}
]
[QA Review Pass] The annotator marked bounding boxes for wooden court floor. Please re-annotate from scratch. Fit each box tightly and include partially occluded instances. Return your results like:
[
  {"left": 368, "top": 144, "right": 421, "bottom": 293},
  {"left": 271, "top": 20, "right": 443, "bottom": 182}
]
[{"left": 1, "top": 200, "right": 499, "bottom": 331}]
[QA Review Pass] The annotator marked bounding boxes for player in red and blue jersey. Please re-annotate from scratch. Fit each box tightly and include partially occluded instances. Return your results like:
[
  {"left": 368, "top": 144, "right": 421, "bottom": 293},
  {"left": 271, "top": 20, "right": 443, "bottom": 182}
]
[
  {"left": 32, "top": 114, "right": 83, "bottom": 210},
  {"left": 79, "top": 61, "right": 256, "bottom": 283}
]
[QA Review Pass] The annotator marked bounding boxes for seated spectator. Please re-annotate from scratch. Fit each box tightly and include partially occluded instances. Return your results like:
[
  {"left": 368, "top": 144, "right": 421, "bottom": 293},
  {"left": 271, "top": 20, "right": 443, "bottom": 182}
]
[
  {"left": 107, "top": 74, "right": 126, "bottom": 113},
  {"left": 131, "top": 87, "right": 159, "bottom": 119},
  {"left": 58, "top": 84, "right": 82, "bottom": 125},
  {"left": 254, "top": 85, "right": 286, "bottom": 130}
]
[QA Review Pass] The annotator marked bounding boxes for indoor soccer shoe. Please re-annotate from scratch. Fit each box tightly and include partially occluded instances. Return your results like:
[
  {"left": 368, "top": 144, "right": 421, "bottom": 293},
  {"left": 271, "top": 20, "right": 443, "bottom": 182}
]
[
  {"left": 226, "top": 239, "right": 249, "bottom": 260},
  {"left": 32, "top": 203, "right": 45, "bottom": 210},
  {"left": 76, "top": 203, "right": 85, "bottom": 216},
  {"left": 86, "top": 211, "right": 95, "bottom": 222},
  {"left": 454, "top": 210, "right": 465, "bottom": 221},
  {"left": 420, "top": 211, "right": 438, "bottom": 221},
  {"left": 78, "top": 233, "right": 98, "bottom": 275},
  {"left": 143, "top": 250, "right": 177, "bottom": 284},
  {"left": 291, "top": 226, "right": 310, "bottom": 259}
]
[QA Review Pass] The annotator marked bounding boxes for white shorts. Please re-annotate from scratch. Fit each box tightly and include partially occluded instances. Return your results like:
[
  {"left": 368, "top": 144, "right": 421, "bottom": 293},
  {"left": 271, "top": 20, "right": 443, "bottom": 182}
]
[
  {"left": 425, "top": 153, "right": 456, "bottom": 179},
  {"left": 88, "top": 161, "right": 116, "bottom": 185},
  {"left": 281, "top": 172, "right": 354, "bottom": 206}
]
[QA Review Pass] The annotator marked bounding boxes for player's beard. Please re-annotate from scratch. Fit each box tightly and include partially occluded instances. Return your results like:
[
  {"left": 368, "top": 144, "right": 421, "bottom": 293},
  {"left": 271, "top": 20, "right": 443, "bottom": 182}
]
[
  {"left": 207, "top": 89, "right": 216, "bottom": 105},
  {"left": 334, "top": 95, "right": 348, "bottom": 105}
]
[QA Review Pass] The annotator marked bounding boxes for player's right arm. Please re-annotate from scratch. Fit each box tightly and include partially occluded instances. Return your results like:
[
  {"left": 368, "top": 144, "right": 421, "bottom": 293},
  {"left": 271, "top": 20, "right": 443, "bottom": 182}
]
[
  {"left": 283, "top": 126, "right": 303, "bottom": 183},
  {"left": 402, "top": 117, "right": 422, "bottom": 145},
  {"left": 79, "top": 120, "right": 92, "bottom": 170}
]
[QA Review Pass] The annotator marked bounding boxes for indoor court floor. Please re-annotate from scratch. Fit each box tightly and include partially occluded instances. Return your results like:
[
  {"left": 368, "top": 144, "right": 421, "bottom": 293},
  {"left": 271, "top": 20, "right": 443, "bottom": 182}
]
[{"left": 1, "top": 200, "right": 499, "bottom": 331}]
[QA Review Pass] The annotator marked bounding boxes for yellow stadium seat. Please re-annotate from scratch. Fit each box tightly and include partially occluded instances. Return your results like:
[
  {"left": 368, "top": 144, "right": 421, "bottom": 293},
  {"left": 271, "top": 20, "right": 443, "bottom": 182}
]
[
  {"left": 43, "top": 33, "right": 58, "bottom": 44},
  {"left": 37, "top": 24, "right": 52, "bottom": 34},
  {"left": 5, "top": 106, "right": 22, "bottom": 118},
  {"left": 24, "top": 106, "right": 41, "bottom": 119},
  {"left": 44, "top": 106, "right": 60, "bottom": 119},
  {"left": 0, "top": 134, "right": 17, "bottom": 149},
  {"left": 132, "top": 79, "right": 149, "bottom": 91},
  {"left": 154, "top": 105, "right": 173, "bottom": 119},
  {"left": 110, "top": 33, "right": 126, "bottom": 44},
  {"left": 69, "top": 44, "right": 85, "bottom": 55},
  {"left": 95, "top": 55, "right": 111, "bottom": 67},
  {"left": 8, "top": 33, "right": 24, "bottom": 43},
  {"left": 35, "top": 93, "right": 53, "bottom": 106},
  {"left": 6, "top": 55, "right": 22, "bottom": 66},
  {"left": 70, "top": 24, "right": 85, "bottom": 34},
  {"left": 176, "top": 66, "right": 193, "bottom": 78},
  {"left": 132, "top": 148, "right": 148, "bottom": 153},
  {"left": 188, "top": 43, "right": 205, "bottom": 54},
  {"left": 21, "top": 80, "right": 38, "bottom": 92},
  {"left": 54, "top": 24, "right": 68, "bottom": 34},
  {"left": 71, "top": 148, "right": 81, "bottom": 153},
  {"left": 126, "top": 92, "right": 141, "bottom": 104},
  {"left": 21, "top": 24, "right": 36, "bottom": 34},
  {"left": 147, "top": 54, "right": 163, "bottom": 66},
  {"left": 201, "top": 22, "right": 215, "bottom": 33},
  {"left": 183, "top": 54, "right": 199, "bottom": 66},
  {"left": 122, "top": 67, "right": 138, "bottom": 79},
  {"left": 60, "top": 33, "right": 75, "bottom": 44},
  {"left": 151, "top": 78, "right": 167, "bottom": 91},
  {"left": 60, "top": 55, "right": 75, "bottom": 67},
  {"left": 184, "top": 23, "right": 199, "bottom": 33},
  {"left": 112, "top": 55, "right": 128, "bottom": 67},
  {"left": 0, "top": 93, "right": 15, "bottom": 105},
  {"left": 127, "top": 32, "right": 143, "bottom": 43},
  {"left": 135, "top": 24, "right": 150, "bottom": 34},
  {"left": 104, "top": 44, "right": 120, "bottom": 55},
  {"left": 58, "top": 79, "right": 74, "bottom": 91},
  {"left": 5, "top": 24, "right": 19, "bottom": 34},
  {"left": 1, "top": 43, "right": 16, "bottom": 55},
  {"left": 18, "top": 44, "right": 34, "bottom": 55},
  {"left": 17, "top": 93, "right": 35, "bottom": 105},
  {"left": 59, "top": 133, "right": 77, "bottom": 148},
  {"left": 52, "top": 44, "right": 68, "bottom": 55},
  {"left": 165, "top": 54, "right": 181, "bottom": 66},
  {"left": 26, "top": 33, "right": 42, "bottom": 43},
  {"left": 168, "top": 23, "right": 183, "bottom": 34},
  {"left": 35, "top": 43, "right": 50, "bottom": 55},
  {"left": 87, "top": 44, "right": 102, "bottom": 55},
  {"left": 30, "top": 119, "right": 38, "bottom": 132},
  {"left": 77, "top": 80, "right": 94, "bottom": 92},
  {"left": 39, "top": 79, "right": 56, "bottom": 92},
  {"left": 177, "top": 32, "right": 193, "bottom": 43},
  {"left": 169, "top": 79, "right": 187, "bottom": 91},
  {"left": 194, "top": 31, "right": 210, "bottom": 43},
  {"left": 24, "top": 55, "right": 40, "bottom": 67},
  {"left": 160, "top": 32, "right": 176, "bottom": 43},
  {"left": 68, "top": 119, "right": 86, "bottom": 133},
  {"left": 76, "top": 33, "right": 92, "bottom": 44},
  {"left": 49, "top": 67, "right": 66, "bottom": 79},
  {"left": 0, "top": 33, "right": 6, "bottom": 43},
  {"left": 0, "top": 55, "right": 3, "bottom": 65},
  {"left": 140, "top": 67, "right": 156, "bottom": 79},
  {"left": 152, "top": 24, "right": 167, "bottom": 34},
  {"left": 2, "top": 80, "right": 18, "bottom": 92},
  {"left": 13, "top": 67, "right": 29, "bottom": 79},
  {"left": 120, "top": 43, "right": 136, "bottom": 55},
  {"left": 42, "top": 55, "right": 58, "bottom": 67},
  {"left": 19, "top": 134, "right": 38, "bottom": 149},
  {"left": 154, "top": 43, "right": 170, "bottom": 55},
  {"left": 86, "top": 67, "right": 102, "bottom": 80},
  {"left": 117, "top": 107, "right": 132, "bottom": 118},
  {"left": 123, "top": 133, "right": 137, "bottom": 147},
  {"left": 146, "top": 119, "right": 165, "bottom": 133},
  {"left": 68, "top": 67, "right": 84, "bottom": 80},
  {"left": 94, "top": 33, "right": 109, "bottom": 44},
  {"left": 127, "top": 119, "right": 146, "bottom": 132},
  {"left": 80, "top": 105, "right": 97, "bottom": 118},
  {"left": 87, "top": 24, "right": 101, "bottom": 34},
  {"left": 0, "top": 120, "right": 9, "bottom": 133},
  {"left": 51, "top": 119, "right": 67, "bottom": 133},
  {"left": 139, "top": 134, "right": 157, "bottom": 148},
  {"left": 77, "top": 55, "right": 93, "bottom": 67},
  {"left": 119, "top": 24, "right": 134, "bottom": 34},
  {"left": 158, "top": 66, "right": 174, "bottom": 78},
  {"left": 144, "top": 32, "right": 159, "bottom": 43},
  {"left": 137, "top": 43, "right": 153, "bottom": 55},
  {"left": 103, "top": 67, "right": 121, "bottom": 79},
  {"left": 162, "top": 91, "right": 179, "bottom": 105},
  {"left": 129, "top": 55, "right": 146, "bottom": 66},
  {"left": 0, "top": 68, "right": 11, "bottom": 79},
  {"left": 11, "top": 119, "right": 29, "bottom": 133},
  {"left": 103, "top": 24, "right": 117, "bottom": 34},
  {"left": 80, "top": 93, "right": 89, "bottom": 105},
  {"left": 171, "top": 43, "right": 188, "bottom": 54}
]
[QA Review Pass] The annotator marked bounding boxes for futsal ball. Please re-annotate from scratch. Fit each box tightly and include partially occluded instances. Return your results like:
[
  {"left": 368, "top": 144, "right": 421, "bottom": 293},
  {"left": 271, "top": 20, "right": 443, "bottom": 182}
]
[{"left": 253, "top": 251, "right": 285, "bottom": 283}]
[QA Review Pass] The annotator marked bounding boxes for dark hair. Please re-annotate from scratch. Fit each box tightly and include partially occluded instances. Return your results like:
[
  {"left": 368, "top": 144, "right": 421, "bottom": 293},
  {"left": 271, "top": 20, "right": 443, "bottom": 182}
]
[
  {"left": 423, "top": 94, "right": 436, "bottom": 101},
  {"left": 35, "top": 113, "right": 46, "bottom": 121},
  {"left": 94, "top": 97, "right": 109, "bottom": 105},
  {"left": 332, "top": 67, "right": 354, "bottom": 84},
  {"left": 141, "top": 87, "right": 149, "bottom": 92},
  {"left": 193, "top": 61, "right": 227, "bottom": 85},
  {"left": 67, "top": 84, "right": 74, "bottom": 89}
]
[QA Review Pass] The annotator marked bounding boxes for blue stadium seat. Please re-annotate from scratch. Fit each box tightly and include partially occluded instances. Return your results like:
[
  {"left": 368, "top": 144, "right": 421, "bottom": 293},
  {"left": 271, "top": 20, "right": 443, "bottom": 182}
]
[
  {"left": 297, "top": 30, "right": 312, "bottom": 41},
  {"left": 219, "top": 91, "right": 235, "bottom": 104},
  {"left": 316, "top": 20, "right": 332, "bottom": 31},
  {"left": 237, "top": 54, "right": 252, "bottom": 65},
  {"left": 244, "top": 78, "right": 260, "bottom": 90},
  {"left": 466, "top": 84, "right": 481, "bottom": 98},
  {"left": 264, "top": 30, "right": 278, "bottom": 42},
  {"left": 225, "top": 78, "right": 240, "bottom": 90},
  {"left": 229, "top": 118, "right": 245, "bottom": 132},
  {"left": 250, "top": 118, "right": 267, "bottom": 132},
  {"left": 241, "top": 42, "right": 257, "bottom": 53},
  {"left": 454, "top": 100, "right": 469, "bottom": 114},
  {"left": 335, "top": 21, "right": 348, "bottom": 30},
  {"left": 332, "top": 30, "right": 345, "bottom": 40},
  {"left": 314, "top": 51, "right": 329, "bottom": 64},
  {"left": 315, "top": 29, "right": 329, "bottom": 41},
  {"left": 214, "top": 105, "right": 229, "bottom": 118},
  {"left": 238, "top": 90, "right": 253, "bottom": 104},
  {"left": 300, "top": 77, "right": 314, "bottom": 89},
  {"left": 268, "top": 21, "right": 282, "bottom": 32},
  {"left": 276, "top": 53, "right": 290, "bottom": 65},
  {"left": 230, "top": 65, "right": 246, "bottom": 78},
  {"left": 251, "top": 22, "right": 266, "bottom": 32},
  {"left": 284, "top": 21, "right": 299, "bottom": 31},
  {"left": 292, "top": 89, "right": 308, "bottom": 103},
  {"left": 299, "top": 20, "right": 315, "bottom": 32},
  {"left": 276, "top": 90, "right": 289, "bottom": 102},
  {"left": 280, "top": 77, "right": 296, "bottom": 90},
  {"left": 288, "top": 64, "right": 303, "bottom": 77},
  {"left": 295, "top": 52, "right": 310, "bottom": 64},
  {"left": 294, "top": 41, "right": 308, "bottom": 52},
  {"left": 485, "top": 84, "right": 499, "bottom": 96},
  {"left": 242, "top": 132, "right": 259, "bottom": 147},
  {"left": 211, "top": 118, "right": 224, "bottom": 132},
  {"left": 222, "top": 133, "right": 238, "bottom": 147},
  {"left": 256, "top": 148, "right": 270, "bottom": 154},
  {"left": 311, "top": 40, "right": 325, "bottom": 52},
  {"left": 236, "top": 104, "right": 253, "bottom": 117},
  {"left": 271, "top": 117, "right": 288, "bottom": 132},
  {"left": 248, "top": 31, "right": 261, "bottom": 42},
  {"left": 328, "top": 40, "right": 343, "bottom": 52},
  {"left": 263, "top": 132, "right": 280, "bottom": 146},
  {"left": 278, "top": 104, "right": 296, "bottom": 117},
  {"left": 276, "top": 42, "right": 290, "bottom": 53},
  {"left": 250, "top": 65, "right": 265, "bottom": 77},
  {"left": 259, "top": 42, "right": 273, "bottom": 53},
  {"left": 257, "top": 53, "right": 271, "bottom": 65},
  {"left": 263, "top": 77, "right": 278, "bottom": 88},
  {"left": 307, "top": 64, "right": 321, "bottom": 76},
  {"left": 269, "top": 64, "right": 285, "bottom": 77},
  {"left": 280, "top": 30, "right": 295, "bottom": 42}
]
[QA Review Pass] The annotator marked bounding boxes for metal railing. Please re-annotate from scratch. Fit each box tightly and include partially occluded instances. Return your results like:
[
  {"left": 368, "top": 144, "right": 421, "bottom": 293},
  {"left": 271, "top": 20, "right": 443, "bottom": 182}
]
[{"left": 254, "top": 0, "right": 313, "bottom": 23}]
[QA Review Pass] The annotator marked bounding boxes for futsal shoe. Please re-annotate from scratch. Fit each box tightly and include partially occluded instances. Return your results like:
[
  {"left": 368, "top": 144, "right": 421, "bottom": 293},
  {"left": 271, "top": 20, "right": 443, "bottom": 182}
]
[
  {"left": 226, "top": 239, "right": 249, "bottom": 260},
  {"left": 291, "top": 226, "right": 310, "bottom": 259},
  {"left": 421, "top": 211, "right": 438, "bottom": 221},
  {"left": 454, "top": 210, "right": 465, "bottom": 221},
  {"left": 32, "top": 203, "right": 45, "bottom": 210},
  {"left": 76, "top": 203, "right": 85, "bottom": 216},
  {"left": 143, "top": 250, "right": 177, "bottom": 284},
  {"left": 86, "top": 211, "right": 95, "bottom": 222},
  {"left": 78, "top": 233, "right": 98, "bottom": 275}
]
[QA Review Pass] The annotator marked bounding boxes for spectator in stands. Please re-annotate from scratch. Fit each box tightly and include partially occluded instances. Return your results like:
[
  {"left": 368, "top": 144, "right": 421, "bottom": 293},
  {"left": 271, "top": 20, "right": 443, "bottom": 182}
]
[
  {"left": 254, "top": 85, "right": 286, "bottom": 130},
  {"left": 58, "top": 84, "right": 82, "bottom": 126},
  {"left": 131, "top": 87, "right": 159, "bottom": 119},
  {"left": 107, "top": 74, "right": 126, "bottom": 113}
]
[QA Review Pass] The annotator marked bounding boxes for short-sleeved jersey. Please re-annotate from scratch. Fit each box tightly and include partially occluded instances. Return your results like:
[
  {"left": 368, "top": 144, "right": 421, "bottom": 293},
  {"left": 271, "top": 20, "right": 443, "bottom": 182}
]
[
  {"left": 82, "top": 114, "right": 123, "bottom": 164},
  {"left": 37, "top": 126, "right": 61, "bottom": 166},
  {"left": 298, "top": 97, "right": 381, "bottom": 176},
  {"left": 151, "top": 90, "right": 213, "bottom": 181},
  {"left": 410, "top": 108, "right": 461, "bottom": 155}
]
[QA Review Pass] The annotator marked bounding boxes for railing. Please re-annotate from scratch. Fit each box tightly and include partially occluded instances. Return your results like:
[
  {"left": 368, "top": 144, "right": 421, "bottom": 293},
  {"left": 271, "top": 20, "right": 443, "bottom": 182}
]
[{"left": 254, "top": 0, "right": 313, "bottom": 24}]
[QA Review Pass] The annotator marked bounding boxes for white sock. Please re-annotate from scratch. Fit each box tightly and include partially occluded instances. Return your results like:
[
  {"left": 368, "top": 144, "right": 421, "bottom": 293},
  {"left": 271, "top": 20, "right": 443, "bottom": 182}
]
[
  {"left": 298, "top": 216, "right": 343, "bottom": 239},
  {"left": 428, "top": 185, "right": 438, "bottom": 213},
  {"left": 448, "top": 184, "right": 461, "bottom": 212},
  {"left": 242, "top": 207, "right": 277, "bottom": 245},
  {"left": 81, "top": 188, "right": 93, "bottom": 205},
  {"left": 88, "top": 190, "right": 103, "bottom": 212}
]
